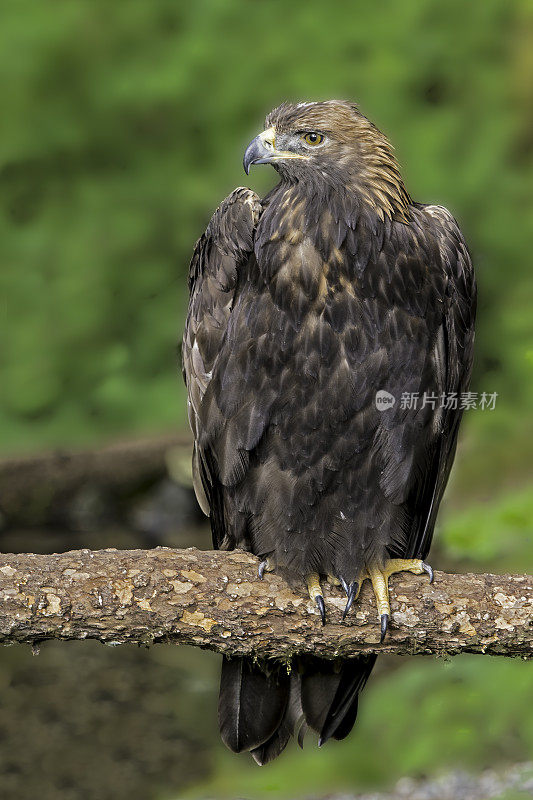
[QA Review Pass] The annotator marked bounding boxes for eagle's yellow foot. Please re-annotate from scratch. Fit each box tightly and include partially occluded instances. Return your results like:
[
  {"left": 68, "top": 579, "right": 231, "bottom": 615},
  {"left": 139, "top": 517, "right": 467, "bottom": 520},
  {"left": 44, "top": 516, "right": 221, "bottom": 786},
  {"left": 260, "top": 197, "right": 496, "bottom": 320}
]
[
  {"left": 307, "top": 573, "right": 326, "bottom": 625},
  {"left": 364, "top": 559, "right": 433, "bottom": 641}
]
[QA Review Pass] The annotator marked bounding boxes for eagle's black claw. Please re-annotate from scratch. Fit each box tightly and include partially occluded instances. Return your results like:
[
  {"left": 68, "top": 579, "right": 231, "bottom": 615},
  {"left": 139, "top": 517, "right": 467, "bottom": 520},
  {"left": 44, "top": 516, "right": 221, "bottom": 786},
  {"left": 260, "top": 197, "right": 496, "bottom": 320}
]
[
  {"left": 258, "top": 560, "right": 267, "bottom": 580},
  {"left": 342, "top": 581, "right": 358, "bottom": 621},
  {"left": 380, "top": 613, "right": 389, "bottom": 642},
  {"left": 316, "top": 595, "right": 326, "bottom": 626},
  {"left": 422, "top": 562, "right": 434, "bottom": 584}
]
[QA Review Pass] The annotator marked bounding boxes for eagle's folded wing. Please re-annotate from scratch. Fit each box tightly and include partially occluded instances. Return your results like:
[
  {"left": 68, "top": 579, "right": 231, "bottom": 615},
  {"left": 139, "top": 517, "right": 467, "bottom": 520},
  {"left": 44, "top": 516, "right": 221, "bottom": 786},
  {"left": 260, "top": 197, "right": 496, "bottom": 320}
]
[
  {"left": 182, "top": 187, "right": 262, "bottom": 542},
  {"left": 384, "top": 205, "right": 477, "bottom": 561},
  {"left": 408, "top": 204, "right": 477, "bottom": 559}
]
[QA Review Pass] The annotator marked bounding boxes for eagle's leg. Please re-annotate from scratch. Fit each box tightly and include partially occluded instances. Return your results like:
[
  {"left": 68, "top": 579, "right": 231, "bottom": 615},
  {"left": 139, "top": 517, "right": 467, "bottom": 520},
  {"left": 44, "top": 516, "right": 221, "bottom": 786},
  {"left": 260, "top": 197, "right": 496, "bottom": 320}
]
[
  {"left": 366, "top": 559, "right": 433, "bottom": 641},
  {"left": 306, "top": 573, "right": 326, "bottom": 626},
  {"left": 366, "top": 565, "right": 391, "bottom": 642}
]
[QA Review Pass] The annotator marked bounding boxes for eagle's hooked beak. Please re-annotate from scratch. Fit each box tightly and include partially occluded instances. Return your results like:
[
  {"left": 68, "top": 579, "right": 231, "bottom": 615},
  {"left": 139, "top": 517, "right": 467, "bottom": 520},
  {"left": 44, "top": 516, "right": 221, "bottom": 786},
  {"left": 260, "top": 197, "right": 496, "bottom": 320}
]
[
  {"left": 243, "top": 127, "right": 307, "bottom": 174},
  {"left": 243, "top": 128, "right": 277, "bottom": 175}
]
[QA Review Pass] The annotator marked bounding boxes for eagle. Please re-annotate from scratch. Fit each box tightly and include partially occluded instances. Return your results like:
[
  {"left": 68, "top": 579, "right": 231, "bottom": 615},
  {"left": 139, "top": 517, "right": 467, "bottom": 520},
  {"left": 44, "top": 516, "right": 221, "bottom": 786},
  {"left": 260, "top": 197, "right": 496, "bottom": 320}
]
[{"left": 182, "top": 101, "right": 476, "bottom": 764}]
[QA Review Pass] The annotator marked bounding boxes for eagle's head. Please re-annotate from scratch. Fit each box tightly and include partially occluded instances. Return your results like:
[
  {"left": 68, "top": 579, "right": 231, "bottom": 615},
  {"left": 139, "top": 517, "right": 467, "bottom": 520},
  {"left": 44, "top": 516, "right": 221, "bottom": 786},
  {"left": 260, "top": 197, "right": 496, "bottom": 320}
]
[{"left": 243, "top": 100, "right": 410, "bottom": 218}]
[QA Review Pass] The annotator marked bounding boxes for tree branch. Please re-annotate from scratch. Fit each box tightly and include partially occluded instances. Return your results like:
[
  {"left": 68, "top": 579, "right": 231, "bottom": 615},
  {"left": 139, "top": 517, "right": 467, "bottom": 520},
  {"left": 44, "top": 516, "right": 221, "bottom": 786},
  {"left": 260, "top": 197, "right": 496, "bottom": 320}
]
[
  {"left": 0, "top": 547, "right": 531, "bottom": 659},
  {"left": 0, "top": 434, "right": 191, "bottom": 528}
]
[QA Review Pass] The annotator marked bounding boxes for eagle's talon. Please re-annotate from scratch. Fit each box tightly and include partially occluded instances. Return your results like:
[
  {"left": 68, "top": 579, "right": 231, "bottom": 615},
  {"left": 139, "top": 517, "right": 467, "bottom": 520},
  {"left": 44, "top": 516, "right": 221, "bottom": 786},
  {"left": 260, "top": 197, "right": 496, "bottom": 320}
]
[
  {"left": 342, "top": 581, "right": 358, "bottom": 621},
  {"left": 316, "top": 595, "right": 326, "bottom": 626},
  {"left": 380, "top": 613, "right": 389, "bottom": 642},
  {"left": 422, "top": 562, "right": 434, "bottom": 584},
  {"left": 258, "top": 558, "right": 274, "bottom": 580},
  {"left": 307, "top": 573, "right": 326, "bottom": 624}
]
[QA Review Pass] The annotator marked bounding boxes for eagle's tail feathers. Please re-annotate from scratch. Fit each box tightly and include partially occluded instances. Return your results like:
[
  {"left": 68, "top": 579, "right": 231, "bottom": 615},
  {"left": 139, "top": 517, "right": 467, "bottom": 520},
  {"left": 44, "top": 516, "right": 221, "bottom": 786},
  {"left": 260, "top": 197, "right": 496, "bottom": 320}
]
[
  {"left": 300, "top": 657, "right": 345, "bottom": 734},
  {"left": 299, "top": 655, "right": 376, "bottom": 745},
  {"left": 250, "top": 673, "right": 304, "bottom": 765},
  {"left": 218, "top": 654, "right": 376, "bottom": 762},
  {"left": 318, "top": 654, "right": 377, "bottom": 744},
  {"left": 218, "top": 656, "right": 289, "bottom": 755}
]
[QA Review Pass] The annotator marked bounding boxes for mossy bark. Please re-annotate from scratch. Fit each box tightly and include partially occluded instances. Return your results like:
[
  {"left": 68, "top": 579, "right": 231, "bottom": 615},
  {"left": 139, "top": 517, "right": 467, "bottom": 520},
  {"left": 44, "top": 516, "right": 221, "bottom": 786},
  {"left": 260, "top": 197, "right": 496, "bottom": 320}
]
[{"left": 0, "top": 547, "right": 531, "bottom": 659}]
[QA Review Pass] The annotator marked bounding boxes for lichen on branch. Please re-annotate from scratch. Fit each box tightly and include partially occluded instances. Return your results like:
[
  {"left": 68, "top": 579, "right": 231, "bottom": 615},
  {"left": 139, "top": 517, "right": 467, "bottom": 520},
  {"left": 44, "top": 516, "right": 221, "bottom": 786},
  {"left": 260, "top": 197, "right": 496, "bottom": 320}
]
[{"left": 0, "top": 548, "right": 531, "bottom": 659}]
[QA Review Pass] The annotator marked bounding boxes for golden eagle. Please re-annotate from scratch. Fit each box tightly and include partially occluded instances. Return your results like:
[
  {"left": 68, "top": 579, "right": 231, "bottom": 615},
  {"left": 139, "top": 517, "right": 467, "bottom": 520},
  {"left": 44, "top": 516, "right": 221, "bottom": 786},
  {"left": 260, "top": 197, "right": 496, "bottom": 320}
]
[{"left": 182, "top": 101, "right": 476, "bottom": 764}]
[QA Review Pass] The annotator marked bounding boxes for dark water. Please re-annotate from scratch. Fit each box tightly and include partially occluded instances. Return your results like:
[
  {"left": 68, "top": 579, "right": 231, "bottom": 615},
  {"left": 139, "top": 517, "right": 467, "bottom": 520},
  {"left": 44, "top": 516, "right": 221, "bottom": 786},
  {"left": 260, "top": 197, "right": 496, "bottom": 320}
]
[
  {"left": 0, "top": 640, "right": 220, "bottom": 800},
  {"left": 0, "top": 523, "right": 220, "bottom": 800}
]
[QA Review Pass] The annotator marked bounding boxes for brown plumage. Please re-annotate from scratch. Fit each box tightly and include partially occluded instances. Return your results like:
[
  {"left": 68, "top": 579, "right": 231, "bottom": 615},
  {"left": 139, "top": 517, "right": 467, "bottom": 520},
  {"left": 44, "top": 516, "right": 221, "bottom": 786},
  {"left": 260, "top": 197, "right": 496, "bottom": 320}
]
[{"left": 182, "top": 100, "right": 476, "bottom": 763}]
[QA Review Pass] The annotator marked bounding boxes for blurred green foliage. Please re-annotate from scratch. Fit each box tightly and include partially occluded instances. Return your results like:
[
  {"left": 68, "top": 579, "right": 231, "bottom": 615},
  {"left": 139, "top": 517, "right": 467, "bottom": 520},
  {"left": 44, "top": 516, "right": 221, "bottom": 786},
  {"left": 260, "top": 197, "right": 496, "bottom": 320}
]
[
  {"left": 1, "top": 1, "right": 532, "bottom": 798},
  {"left": 1, "top": 0, "right": 532, "bottom": 487},
  {"left": 189, "top": 657, "right": 533, "bottom": 798},
  {"left": 441, "top": 485, "right": 533, "bottom": 571}
]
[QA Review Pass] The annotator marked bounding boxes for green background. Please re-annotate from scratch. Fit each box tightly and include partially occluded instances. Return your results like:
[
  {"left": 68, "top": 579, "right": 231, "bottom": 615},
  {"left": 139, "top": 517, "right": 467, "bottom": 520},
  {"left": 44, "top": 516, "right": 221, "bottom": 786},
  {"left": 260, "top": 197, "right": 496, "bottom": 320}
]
[{"left": 1, "top": 0, "right": 532, "bottom": 798}]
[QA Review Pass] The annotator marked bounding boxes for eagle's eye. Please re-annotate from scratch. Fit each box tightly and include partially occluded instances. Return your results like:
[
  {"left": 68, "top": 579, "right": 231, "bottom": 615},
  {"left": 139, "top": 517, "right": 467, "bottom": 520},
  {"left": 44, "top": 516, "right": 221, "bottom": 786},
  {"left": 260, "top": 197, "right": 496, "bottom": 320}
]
[{"left": 302, "top": 132, "right": 325, "bottom": 146}]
